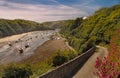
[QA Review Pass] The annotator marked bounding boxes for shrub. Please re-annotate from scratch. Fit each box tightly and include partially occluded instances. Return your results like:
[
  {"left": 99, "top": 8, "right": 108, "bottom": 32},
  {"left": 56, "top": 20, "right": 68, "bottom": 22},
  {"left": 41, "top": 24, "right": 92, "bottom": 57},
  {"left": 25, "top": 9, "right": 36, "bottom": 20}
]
[
  {"left": 52, "top": 52, "right": 68, "bottom": 67},
  {"left": 94, "top": 31, "right": 120, "bottom": 78},
  {"left": 67, "top": 50, "right": 77, "bottom": 60},
  {"left": 2, "top": 65, "right": 33, "bottom": 78}
]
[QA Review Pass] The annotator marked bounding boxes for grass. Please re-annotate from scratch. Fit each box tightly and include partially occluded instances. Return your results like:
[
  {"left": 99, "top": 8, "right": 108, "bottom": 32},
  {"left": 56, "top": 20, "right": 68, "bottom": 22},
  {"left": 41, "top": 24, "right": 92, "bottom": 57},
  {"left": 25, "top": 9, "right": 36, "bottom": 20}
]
[{"left": 0, "top": 35, "right": 75, "bottom": 78}]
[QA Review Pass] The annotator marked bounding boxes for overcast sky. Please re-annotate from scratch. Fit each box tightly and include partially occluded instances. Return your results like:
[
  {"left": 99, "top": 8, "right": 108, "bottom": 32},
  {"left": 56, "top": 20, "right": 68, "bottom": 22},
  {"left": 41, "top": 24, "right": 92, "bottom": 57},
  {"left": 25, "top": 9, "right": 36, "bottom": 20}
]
[{"left": 0, "top": 0, "right": 120, "bottom": 22}]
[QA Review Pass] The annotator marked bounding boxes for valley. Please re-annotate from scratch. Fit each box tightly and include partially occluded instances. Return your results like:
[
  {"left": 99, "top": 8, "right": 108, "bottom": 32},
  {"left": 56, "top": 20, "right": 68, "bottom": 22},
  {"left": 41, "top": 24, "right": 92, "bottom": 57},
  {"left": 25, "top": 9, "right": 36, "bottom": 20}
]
[
  {"left": 0, "top": 30, "right": 57, "bottom": 65},
  {"left": 0, "top": 2, "right": 120, "bottom": 78}
]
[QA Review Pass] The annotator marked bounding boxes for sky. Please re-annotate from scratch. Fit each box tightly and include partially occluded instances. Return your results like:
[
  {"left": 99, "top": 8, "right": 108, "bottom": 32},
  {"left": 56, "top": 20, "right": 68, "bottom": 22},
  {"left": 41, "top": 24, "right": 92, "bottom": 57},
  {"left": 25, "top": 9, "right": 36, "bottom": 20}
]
[{"left": 0, "top": 0, "right": 120, "bottom": 22}]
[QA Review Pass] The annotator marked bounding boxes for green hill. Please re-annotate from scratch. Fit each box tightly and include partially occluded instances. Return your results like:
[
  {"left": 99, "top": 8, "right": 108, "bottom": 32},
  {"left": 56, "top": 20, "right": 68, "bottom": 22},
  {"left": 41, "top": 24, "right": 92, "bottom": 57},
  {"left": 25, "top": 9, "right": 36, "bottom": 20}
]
[
  {"left": 0, "top": 19, "right": 53, "bottom": 38},
  {"left": 41, "top": 20, "right": 72, "bottom": 29},
  {"left": 0, "top": 19, "right": 71, "bottom": 38},
  {"left": 60, "top": 4, "right": 120, "bottom": 54}
]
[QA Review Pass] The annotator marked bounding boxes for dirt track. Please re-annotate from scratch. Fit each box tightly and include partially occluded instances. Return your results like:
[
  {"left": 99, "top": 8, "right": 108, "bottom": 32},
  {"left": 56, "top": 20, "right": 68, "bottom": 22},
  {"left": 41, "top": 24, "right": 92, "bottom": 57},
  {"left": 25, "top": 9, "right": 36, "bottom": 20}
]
[{"left": 73, "top": 46, "right": 108, "bottom": 78}]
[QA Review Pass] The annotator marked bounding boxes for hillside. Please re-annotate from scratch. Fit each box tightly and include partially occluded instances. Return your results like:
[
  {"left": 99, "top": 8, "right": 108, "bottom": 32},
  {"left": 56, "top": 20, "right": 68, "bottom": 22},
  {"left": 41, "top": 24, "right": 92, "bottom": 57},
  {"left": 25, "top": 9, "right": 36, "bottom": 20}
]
[
  {"left": 41, "top": 20, "right": 73, "bottom": 29},
  {"left": 60, "top": 4, "right": 120, "bottom": 54},
  {"left": 0, "top": 19, "right": 53, "bottom": 38},
  {"left": 1, "top": 3, "right": 120, "bottom": 78},
  {"left": 0, "top": 19, "right": 72, "bottom": 38}
]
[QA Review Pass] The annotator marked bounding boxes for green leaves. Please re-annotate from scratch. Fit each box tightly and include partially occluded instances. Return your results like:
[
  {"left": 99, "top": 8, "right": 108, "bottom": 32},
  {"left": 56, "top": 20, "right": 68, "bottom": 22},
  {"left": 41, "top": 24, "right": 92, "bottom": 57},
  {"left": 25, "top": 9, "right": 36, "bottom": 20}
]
[
  {"left": 2, "top": 65, "right": 33, "bottom": 78},
  {"left": 52, "top": 52, "right": 68, "bottom": 67},
  {"left": 0, "top": 19, "right": 53, "bottom": 38},
  {"left": 60, "top": 4, "right": 120, "bottom": 53},
  {"left": 52, "top": 50, "right": 77, "bottom": 67}
]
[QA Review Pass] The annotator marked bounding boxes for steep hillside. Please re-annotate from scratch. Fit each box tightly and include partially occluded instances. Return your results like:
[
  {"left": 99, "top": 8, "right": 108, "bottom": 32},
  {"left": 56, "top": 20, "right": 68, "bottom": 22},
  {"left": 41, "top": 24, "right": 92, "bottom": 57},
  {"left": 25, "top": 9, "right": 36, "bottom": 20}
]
[
  {"left": 0, "top": 19, "right": 53, "bottom": 38},
  {"left": 60, "top": 4, "right": 120, "bottom": 54},
  {"left": 41, "top": 20, "right": 73, "bottom": 29},
  {"left": 0, "top": 19, "right": 72, "bottom": 38}
]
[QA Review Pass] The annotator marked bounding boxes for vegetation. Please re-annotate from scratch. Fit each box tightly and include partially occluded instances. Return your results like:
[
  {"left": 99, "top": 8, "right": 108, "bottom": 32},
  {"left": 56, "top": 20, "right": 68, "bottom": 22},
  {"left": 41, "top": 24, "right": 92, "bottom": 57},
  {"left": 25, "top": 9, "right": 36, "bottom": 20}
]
[
  {"left": 0, "top": 19, "right": 71, "bottom": 38},
  {"left": 0, "top": 19, "right": 54, "bottom": 38},
  {"left": 52, "top": 52, "right": 68, "bottom": 66},
  {"left": 41, "top": 20, "right": 72, "bottom": 29},
  {"left": 2, "top": 64, "right": 32, "bottom": 78},
  {"left": 60, "top": 4, "right": 120, "bottom": 54},
  {"left": 1, "top": 3, "right": 120, "bottom": 78},
  {"left": 0, "top": 50, "right": 77, "bottom": 78},
  {"left": 94, "top": 31, "right": 120, "bottom": 78},
  {"left": 31, "top": 50, "right": 77, "bottom": 77},
  {"left": 30, "top": 62, "right": 53, "bottom": 78},
  {"left": 52, "top": 50, "right": 77, "bottom": 66},
  {"left": 60, "top": 5, "right": 120, "bottom": 77}
]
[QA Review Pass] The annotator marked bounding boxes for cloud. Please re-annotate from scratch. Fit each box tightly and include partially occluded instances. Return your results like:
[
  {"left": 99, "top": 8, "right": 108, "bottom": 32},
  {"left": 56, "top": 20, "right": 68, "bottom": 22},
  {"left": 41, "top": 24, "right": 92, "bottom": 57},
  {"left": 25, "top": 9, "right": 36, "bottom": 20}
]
[
  {"left": 0, "top": 0, "right": 90, "bottom": 22},
  {"left": 0, "top": 0, "right": 103, "bottom": 22},
  {"left": 71, "top": 0, "right": 101, "bottom": 14}
]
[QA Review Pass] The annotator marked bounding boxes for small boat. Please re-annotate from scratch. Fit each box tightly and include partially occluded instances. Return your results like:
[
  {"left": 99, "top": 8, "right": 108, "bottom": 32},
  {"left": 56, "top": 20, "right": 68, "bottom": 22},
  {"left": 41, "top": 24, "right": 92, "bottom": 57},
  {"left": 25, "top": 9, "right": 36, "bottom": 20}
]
[
  {"left": 19, "top": 48, "right": 24, "bottom": 53},
  {"left": 25, "top": 43, "right": 30, "bottom": 48},
  {"left": 8, "top": 41, "right": 12, "bottom": 46}
]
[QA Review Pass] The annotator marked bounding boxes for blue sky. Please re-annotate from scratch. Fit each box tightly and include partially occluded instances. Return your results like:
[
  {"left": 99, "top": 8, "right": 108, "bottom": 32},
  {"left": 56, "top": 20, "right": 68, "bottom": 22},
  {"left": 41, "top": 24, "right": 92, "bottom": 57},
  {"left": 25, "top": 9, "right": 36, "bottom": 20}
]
[{"left": 0, "top": 0, "right": 120, "bottom": 22}]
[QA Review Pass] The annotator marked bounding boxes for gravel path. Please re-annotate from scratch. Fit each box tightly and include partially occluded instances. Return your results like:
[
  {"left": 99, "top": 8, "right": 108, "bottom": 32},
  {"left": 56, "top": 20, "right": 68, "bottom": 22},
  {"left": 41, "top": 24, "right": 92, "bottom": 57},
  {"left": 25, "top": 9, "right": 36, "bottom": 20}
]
[{"left": 73, "top": 46, "right": 108, "bottom": 78}]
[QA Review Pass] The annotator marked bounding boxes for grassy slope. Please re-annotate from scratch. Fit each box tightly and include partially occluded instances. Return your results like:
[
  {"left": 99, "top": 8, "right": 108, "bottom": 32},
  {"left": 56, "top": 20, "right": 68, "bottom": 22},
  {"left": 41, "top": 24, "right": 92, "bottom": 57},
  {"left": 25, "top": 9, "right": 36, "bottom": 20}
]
[
  {"left": 41, "top": 20, "right": 73, "bottom": 29},
  {"left": 0, "top": 19, "right": 52, "bottom": 38},
  {"left": 0, "top": 19, "right": 71, "bottom": 38},
  {"left": 60, "top": 4, "right": 120, "bottom": 54},
  {"left": 19, "top": 39, "right": 70, "bottom": 64},
  {"left": 1, "top": 4, "right": 120, "bottom": 78},
  {"left": 0, "top": 34, "right": 75, "bottom": 78}
]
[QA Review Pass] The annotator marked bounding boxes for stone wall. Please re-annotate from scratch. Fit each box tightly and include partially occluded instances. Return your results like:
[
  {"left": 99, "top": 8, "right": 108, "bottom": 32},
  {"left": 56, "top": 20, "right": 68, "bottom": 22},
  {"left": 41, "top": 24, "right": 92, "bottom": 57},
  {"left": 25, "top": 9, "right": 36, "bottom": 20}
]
[{"left": 38, "top": 47, "right": 95, "bottom": 78}]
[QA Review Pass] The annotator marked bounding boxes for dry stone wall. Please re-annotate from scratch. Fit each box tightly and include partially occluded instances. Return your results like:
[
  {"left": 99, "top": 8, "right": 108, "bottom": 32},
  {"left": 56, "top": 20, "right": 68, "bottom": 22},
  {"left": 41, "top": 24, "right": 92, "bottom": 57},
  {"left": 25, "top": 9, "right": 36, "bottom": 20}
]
[{"left": 38, "top": 47, "right": 95, "bottom": 78}]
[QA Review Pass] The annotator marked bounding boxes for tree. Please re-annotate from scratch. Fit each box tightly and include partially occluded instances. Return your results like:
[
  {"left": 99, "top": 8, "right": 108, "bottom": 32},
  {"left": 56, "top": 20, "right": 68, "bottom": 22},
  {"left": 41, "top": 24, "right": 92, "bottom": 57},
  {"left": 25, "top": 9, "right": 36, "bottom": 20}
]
[
  {"left": 52, "top": 52, "right": 68, "bottom": 67},
  {"left": 2, "top": 65, "right": 33, "bottom": 78}
]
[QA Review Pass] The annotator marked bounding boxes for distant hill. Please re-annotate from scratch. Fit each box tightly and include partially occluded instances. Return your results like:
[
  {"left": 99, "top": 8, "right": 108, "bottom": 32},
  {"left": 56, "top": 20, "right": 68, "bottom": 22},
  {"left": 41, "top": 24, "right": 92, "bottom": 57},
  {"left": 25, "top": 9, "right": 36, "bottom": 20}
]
[
  {"left": 0, "top": 19, "right": 51, "bottom": 38},
  {"left": 41, "top": 20, "right": 73, "bottom": 29},
  {"left": 0, "top": 19, "right": 71, "bottom": 38},
  {"left": 60, "top": 4, "right": 120, "bottom": 54}
]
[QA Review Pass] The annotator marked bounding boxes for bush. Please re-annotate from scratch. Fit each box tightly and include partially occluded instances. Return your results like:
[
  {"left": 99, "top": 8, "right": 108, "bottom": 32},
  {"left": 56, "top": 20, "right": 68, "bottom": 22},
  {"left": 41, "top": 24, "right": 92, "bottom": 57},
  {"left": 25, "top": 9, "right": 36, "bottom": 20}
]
[
  {"left": 67, "top": 50, "right": 77, "bottom": 60},
  {"left": 2, "top": 65, "right": 33, "bottom": 78},
  {"left": 52, "top": 52, "right": 68, "bottom": 67},
  {"left": 94, "top": 32, "right": 120, "bottom": 78}
]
